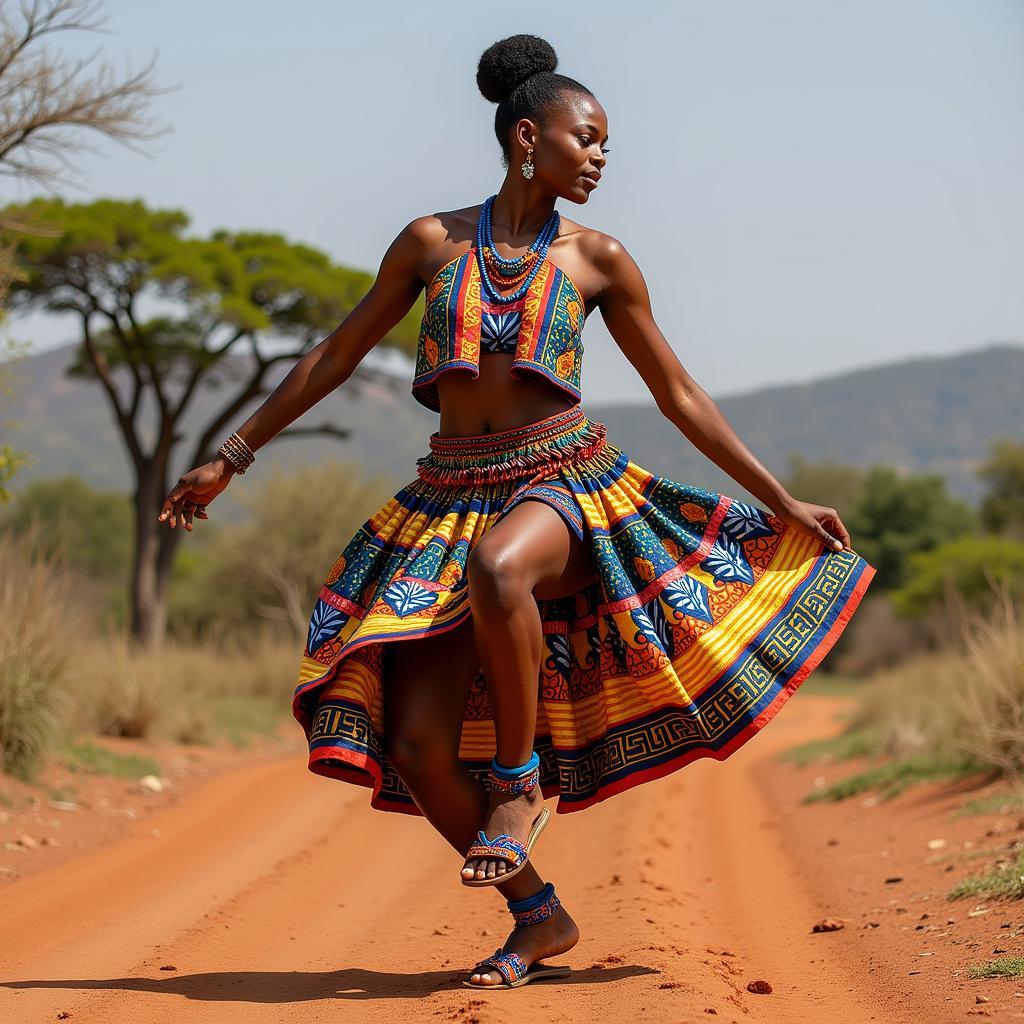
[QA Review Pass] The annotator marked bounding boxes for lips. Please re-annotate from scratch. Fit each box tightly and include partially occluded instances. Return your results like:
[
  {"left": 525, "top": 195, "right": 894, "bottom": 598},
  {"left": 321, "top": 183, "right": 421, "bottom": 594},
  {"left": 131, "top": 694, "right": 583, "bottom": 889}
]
[{"left": 581, "top": 174, "right": 600, "bottom": 188}]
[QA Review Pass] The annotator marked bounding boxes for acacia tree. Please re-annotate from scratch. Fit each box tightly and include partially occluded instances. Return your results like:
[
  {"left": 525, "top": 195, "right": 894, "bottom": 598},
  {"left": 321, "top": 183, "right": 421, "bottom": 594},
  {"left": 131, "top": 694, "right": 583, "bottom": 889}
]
[{"left": 1, "top": 195, "right": 419, "bottom": 646}]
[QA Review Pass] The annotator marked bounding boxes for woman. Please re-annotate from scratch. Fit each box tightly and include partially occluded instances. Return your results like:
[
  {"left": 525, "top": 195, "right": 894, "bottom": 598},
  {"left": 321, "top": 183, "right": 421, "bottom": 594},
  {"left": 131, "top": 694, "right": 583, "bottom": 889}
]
[{"left": 159, "top": 33, "right": 876, "bottom": 991}]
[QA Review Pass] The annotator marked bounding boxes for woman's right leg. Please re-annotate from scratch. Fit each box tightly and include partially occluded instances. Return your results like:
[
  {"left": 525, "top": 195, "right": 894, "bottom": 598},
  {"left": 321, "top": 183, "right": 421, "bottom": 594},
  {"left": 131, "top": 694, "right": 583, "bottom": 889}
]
[{"left": 382, "top": 616, "right": 579, "bottom": 985}]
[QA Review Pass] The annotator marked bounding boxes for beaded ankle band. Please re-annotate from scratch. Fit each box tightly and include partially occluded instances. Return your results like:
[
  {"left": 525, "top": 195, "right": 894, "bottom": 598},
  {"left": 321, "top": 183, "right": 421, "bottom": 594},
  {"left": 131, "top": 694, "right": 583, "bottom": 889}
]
[
  {"left": 507, "top": 881, "right": 561, "bottom": 927},
  {"left": 487, "top": 751, "right": 541, "bottom": 796}
]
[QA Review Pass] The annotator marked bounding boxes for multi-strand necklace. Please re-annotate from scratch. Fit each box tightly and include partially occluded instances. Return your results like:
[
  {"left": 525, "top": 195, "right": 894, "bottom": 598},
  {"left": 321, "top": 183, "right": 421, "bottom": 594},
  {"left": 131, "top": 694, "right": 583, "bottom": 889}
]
[{"left": 474, "top": 194, "right": 560, "bottom": 305}]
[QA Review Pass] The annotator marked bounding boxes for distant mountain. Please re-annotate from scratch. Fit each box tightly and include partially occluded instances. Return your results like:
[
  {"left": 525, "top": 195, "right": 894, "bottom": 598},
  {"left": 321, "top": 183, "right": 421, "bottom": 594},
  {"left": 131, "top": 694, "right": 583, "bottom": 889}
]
[
  {"left": 1, "top": 342, "right": 438, "bottom": 495},
  {"left": 595, "top": 343, "right": 1024, "bottom": 505},
  {"left": 2, "top": 340, "right": 1021, "bottom": 507}
]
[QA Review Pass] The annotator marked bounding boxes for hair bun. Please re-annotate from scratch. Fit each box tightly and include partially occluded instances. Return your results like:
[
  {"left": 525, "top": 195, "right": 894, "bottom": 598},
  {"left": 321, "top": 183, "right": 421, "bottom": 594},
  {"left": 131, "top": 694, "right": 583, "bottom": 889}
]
[{"left": 476, "top": 34, "right": 558, "bottom": 104}]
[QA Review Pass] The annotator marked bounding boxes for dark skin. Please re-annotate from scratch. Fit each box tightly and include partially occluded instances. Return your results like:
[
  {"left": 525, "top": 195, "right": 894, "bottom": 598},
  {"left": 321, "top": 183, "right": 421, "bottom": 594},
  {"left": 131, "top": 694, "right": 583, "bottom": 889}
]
[{"left": 158, "top": 90, "right": 855, "bottom": 984}]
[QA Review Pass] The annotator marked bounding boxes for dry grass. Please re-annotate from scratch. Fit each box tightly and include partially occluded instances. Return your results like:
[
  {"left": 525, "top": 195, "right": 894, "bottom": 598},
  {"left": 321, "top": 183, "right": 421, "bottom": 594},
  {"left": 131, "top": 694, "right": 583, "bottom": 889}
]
[
  {"left": 1, "top": 521, "right": 304, "bottom": 779},
  {"left": 830, "top": 580, "right": 1024, "bottom": 786},
  {"left": 934, "top": 582, "right": 1024, "bottom": 775},
  {"left": 0, "top": 525, "right": 87, "bottom": 779},
  {"left": 68, "top": 627, "right": 303, "bottom": 746}
]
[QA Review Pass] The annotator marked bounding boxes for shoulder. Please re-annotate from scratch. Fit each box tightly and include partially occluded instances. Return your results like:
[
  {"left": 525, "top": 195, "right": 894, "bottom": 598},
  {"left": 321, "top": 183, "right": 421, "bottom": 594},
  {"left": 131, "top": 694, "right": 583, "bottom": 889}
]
[
  {"left": 402, "top": 206, "right": 481, "bottom": 247},
  {"left": 561, "top": 216, "right": 637, "bottom": 270},
  {"left": 396, "top": 207, "right": 482, "bottom": 282},
  {"left": 558, "top": 216, "right": 644, "bottom": 298},
  {"left": 589, "top": 232, "right": 638, "bottom": 279},
  {"left": 379, "top": 208, "right": 479, "bottom": 287}
]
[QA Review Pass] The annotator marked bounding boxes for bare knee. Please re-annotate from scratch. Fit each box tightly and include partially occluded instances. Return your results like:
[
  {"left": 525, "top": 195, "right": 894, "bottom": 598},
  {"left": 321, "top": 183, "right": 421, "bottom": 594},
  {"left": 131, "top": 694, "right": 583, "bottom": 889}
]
[
  {"left": 381, "top": 622, "right": 479, "bottom": 785},
  {"left": 385, "top": 722, "right": 456, "bottom": 784},
  {"left": 467, "top": 539, "right": 531, "bottom": 610}
]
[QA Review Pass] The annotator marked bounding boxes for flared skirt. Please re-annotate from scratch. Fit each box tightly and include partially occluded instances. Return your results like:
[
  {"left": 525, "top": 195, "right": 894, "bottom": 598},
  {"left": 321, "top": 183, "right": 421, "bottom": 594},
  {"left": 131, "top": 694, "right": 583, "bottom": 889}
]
[{"left": 292, "top": 403, "right": 876, "bottom": 815}]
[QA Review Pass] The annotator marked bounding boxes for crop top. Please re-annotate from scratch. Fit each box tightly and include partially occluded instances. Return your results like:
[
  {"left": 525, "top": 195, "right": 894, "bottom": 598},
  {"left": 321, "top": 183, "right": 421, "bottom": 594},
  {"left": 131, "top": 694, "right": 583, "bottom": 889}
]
[{"left": 411, "top": 246, "right": 586, "bottom": 413}]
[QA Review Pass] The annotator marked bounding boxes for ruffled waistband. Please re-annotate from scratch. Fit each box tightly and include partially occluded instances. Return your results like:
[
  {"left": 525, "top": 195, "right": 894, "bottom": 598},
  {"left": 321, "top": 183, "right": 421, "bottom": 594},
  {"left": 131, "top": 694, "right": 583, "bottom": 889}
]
[{"left": 415, "top": 403, "right": 608, "bottom": 487}]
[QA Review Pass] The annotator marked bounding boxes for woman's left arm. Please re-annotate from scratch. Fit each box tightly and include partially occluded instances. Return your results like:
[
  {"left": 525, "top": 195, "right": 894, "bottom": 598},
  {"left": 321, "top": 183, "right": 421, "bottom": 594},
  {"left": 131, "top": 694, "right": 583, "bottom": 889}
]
[{"left": 592, "top": 233, "right": 851, "bottom": 553}]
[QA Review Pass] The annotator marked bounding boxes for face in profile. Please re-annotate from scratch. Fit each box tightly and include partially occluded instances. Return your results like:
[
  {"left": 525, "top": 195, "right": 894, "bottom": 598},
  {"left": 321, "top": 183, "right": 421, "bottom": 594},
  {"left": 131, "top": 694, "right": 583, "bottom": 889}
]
[{"left": 523, "top": 92, "right": 609, "bottom": 204}]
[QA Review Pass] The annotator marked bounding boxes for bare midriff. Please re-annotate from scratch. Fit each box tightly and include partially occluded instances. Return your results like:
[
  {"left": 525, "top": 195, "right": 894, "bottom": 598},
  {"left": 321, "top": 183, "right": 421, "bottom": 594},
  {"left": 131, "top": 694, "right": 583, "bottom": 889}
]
[{"left": 434, "top": 354, "right": 579, "bottom": 437}]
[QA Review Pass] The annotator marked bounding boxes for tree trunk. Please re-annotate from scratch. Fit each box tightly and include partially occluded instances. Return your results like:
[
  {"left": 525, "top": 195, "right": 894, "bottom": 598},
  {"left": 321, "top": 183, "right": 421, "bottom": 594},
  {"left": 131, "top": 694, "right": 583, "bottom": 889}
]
[{"left": 130, "top": 464, "right": 181, "bottom": 647}]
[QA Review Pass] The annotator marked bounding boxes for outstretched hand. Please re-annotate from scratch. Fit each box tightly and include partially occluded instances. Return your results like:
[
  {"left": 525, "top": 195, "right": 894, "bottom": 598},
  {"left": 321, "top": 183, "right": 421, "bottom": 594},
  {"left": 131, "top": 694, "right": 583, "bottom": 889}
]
[
  {"left": 158, "top": 458, "right": 235, "bottom": 531},
  {"left": 774, "top": 498, "right": 852, "bottom": 553}
]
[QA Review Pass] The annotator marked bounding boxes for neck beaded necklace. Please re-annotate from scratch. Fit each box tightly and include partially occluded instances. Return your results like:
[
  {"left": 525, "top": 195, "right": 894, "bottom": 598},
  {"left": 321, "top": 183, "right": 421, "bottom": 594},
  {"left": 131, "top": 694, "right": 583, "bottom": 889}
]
[{"left": 474, "top": 194, "right": 560, "bottom": 305}]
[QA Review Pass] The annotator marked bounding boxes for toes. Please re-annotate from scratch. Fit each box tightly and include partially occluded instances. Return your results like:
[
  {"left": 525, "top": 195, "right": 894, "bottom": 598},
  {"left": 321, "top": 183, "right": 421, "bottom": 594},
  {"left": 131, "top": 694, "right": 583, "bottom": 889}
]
[
  {"left": 470, "top": 970, "right": 501, "bottom": 985},
  {"left": 462, "top": 857, "right": 510, "bottom": 881}
]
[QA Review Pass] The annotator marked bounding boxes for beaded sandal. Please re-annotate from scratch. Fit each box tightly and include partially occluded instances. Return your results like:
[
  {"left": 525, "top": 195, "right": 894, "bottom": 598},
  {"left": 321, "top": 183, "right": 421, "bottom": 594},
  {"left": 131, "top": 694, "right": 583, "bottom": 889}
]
[
  {"left": 462, "top": 751, "right": 550, "bottom": 888},
  {"left": 463, "top": 880, "right": 572, "bottom": 989}
]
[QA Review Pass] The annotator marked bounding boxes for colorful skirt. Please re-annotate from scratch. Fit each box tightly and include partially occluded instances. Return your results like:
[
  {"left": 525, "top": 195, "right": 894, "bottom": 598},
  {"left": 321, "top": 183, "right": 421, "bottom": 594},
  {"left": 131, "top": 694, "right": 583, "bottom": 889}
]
[{"left": 292, "top": 403, "right": 875, "bottom": 815}]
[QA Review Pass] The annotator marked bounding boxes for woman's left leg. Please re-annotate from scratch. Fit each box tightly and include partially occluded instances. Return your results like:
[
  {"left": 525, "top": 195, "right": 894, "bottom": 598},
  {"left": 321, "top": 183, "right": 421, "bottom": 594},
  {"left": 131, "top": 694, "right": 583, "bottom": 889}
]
[
  {"left": 461, "top": 496, "right": 599, "bottom": 883},
  {"left": 383, "top": 612, "right": 582, "bottom": 987}
]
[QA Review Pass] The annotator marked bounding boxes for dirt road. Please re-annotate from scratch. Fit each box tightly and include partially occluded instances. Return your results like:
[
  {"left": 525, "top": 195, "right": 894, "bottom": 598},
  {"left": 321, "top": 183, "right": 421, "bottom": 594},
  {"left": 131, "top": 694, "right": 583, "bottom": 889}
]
[{"left": 0, "top": 695, "right": 956, "bottom": 1023}]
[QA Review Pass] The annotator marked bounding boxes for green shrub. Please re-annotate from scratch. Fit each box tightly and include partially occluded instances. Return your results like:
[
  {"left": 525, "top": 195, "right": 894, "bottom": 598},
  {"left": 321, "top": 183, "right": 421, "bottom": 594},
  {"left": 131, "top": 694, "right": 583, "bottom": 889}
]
[{"left": 890, "top": 535, "right": 1024, "bottom": 617}]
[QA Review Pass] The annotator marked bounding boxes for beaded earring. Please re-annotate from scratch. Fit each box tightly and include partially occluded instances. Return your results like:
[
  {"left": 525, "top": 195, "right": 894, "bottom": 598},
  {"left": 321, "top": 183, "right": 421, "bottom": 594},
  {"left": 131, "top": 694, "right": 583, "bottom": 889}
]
[{"left": 521, "top": 146, "right": 534, "bottom": 180}]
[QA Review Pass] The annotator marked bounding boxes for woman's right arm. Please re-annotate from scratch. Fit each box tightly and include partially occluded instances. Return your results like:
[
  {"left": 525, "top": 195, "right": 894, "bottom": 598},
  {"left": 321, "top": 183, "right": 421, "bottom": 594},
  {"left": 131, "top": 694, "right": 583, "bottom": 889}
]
[{"left": 158, "top": 216, "right": 434, "bottom": 530}]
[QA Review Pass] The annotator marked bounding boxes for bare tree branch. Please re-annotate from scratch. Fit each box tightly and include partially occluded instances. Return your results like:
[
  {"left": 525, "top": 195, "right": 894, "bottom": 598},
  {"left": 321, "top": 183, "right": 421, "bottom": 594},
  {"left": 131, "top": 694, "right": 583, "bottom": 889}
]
[
  {"left": 186, "top": 363, "right": 274, "bottom": 471},
  {"left": 0, "top": 0, "right": 177, "bottom": 193},
  {"left": 170, "top": 327, "right": 248, "bottom": 420},
  {"left": 273, "top": 423, "right": 351, "bottom": 443},
  {"left": 79, "top": 308, "right": 144, "bottom": 469}
]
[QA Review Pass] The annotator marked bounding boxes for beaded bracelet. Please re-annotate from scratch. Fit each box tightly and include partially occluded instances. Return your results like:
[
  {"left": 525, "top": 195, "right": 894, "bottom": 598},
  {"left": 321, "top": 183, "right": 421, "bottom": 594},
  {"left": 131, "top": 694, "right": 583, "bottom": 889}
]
[{"left": 217, "top": 432, "right": 255, "bottom": 474}]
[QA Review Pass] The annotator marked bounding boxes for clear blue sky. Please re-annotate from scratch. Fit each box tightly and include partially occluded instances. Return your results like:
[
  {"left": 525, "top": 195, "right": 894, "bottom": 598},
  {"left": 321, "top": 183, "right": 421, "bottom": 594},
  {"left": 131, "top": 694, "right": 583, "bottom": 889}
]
[{"left": 6, "top": 0, "right": 1022, "bottom": 403}]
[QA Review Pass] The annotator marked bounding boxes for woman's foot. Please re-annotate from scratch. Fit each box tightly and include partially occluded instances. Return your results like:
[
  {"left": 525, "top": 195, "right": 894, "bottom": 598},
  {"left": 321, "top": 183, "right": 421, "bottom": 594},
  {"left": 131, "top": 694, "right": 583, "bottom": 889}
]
[
  {"left": 467, "top": 902, "right": 580, "bottom": 986},
  {"left": 461, "top": 785, "right": 546, "bottom": 881}
]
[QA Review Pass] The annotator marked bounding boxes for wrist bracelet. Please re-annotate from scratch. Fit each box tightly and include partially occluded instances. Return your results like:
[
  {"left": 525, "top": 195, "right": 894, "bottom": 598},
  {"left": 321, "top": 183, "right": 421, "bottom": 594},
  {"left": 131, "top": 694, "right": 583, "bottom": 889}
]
[{"left": 217, "top": 432, "right": 255, "bottom": 474}]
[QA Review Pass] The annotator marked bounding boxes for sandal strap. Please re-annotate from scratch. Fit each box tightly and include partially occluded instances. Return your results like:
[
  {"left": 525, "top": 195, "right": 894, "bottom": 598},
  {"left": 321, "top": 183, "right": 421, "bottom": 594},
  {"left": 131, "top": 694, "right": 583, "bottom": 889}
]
[
  {"left": 507, "top": 880, "right": 561, "bottom": 927},
  {"left": 464, "top": 830, "right": 528, "bottom": 868},
  {"left": 474, "top": 949, "right": 527, "bottom": 984}
]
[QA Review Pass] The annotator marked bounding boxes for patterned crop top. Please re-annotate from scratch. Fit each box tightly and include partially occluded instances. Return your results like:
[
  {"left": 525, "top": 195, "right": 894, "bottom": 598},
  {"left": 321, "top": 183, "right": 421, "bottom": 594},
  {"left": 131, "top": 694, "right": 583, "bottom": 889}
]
[{"left": 411, "top": 246, "right": 587, "bottom": 413}]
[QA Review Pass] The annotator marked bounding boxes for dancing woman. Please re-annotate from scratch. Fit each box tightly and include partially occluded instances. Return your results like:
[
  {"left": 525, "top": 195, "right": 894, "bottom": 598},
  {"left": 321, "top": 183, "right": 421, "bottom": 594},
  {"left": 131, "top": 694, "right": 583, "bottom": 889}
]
[{"left": 159, "top": 33, "right": 875, "bottom": 990}]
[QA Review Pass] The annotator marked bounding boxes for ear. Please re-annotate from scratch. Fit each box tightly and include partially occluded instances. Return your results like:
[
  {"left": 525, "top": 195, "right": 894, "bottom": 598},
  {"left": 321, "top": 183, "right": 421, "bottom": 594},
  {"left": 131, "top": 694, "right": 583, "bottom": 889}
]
[{"left": 513, "top": 118, "right": 537, "bottom": 153}]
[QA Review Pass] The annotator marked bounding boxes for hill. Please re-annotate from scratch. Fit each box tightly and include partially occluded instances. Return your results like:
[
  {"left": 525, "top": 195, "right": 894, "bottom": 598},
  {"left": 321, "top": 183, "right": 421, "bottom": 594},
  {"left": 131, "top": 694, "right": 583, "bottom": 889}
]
[
  {"left": 596, "top": 342, "right": 1024, "bottom": 504},
  {"left": 2, "top": 341, "right": 1021, "bottom": 507}
]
